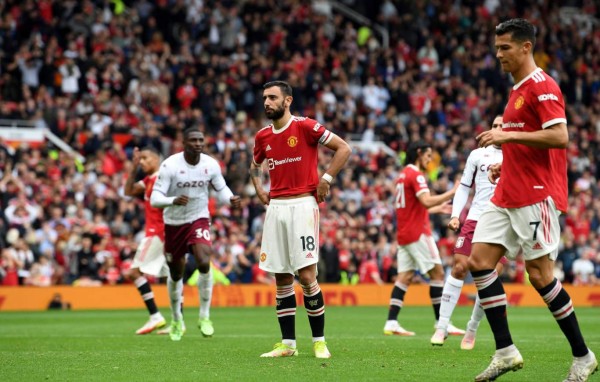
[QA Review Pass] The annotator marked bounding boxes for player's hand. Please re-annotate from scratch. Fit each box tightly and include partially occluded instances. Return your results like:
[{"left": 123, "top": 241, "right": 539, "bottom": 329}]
[
  {"left": 256, "top": 190, "right": 270, "bottom": 206},
  {"left": 131, "top": 147, "right": 141, "bottom": 167},
  {"left": 173, "top": 195, "right": 189, "bottom": 205},
  {"left": 488, "top": 163, "right": 502, "bottom": 184},
  {"left": 448, "top": 217, "right": 460, "bottom": 231},
  {"left": 476, "top": 128, "right": 507, "bottom": 148},
  {"left": 316, "top": 178, "right": 330, "bottom": 203},
  {"left": 230, "top": 195, "right": 241, "bottom": 209}
]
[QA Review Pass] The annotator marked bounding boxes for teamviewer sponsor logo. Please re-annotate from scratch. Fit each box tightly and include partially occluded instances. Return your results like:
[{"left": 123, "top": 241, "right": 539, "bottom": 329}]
[
  {"left": 268, "top": 156, "right": 302, "bottom": 170},
  {"left": 538, "top": 93, "right": 558, "bottom": 102}
]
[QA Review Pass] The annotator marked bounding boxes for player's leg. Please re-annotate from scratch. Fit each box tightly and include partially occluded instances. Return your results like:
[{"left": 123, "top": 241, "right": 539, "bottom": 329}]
[
  {"left": 190, "top": 241, "right": 214, "bottom": 337},
  {"left": 519, "top": 197, "right": 597, "bottom": 380},
  {"left": 259, "top": 200, "right": 298, "bottom": 357},
  {"left": 130, "top": 266, "right": 166, "bottom": 334},
  {"left": 297, "top": 263, "right": 330, "bottom": 359},
  {"left": 384, "top": 243, "right": 415, "bottom": 336},
  {"left": 163, "top": 224, "right": 188, "bottom": 341},
  {"left": 432, "top": 254, "right": 468, "bottom": 345},
  {"left": 462, "top": 260, "right": 505, "bottom": 350},
  {"left": 527, "top": 257, "right": 597, "bottom": 380},
  {"left": 130, "top": 236, "right": 167, "bottom": 334},
  {"left": 434, "top": 220, "right": 477, "bottom": 345},
  {"left": 469, "top": 206, "right": 523, "bottom": 381}
]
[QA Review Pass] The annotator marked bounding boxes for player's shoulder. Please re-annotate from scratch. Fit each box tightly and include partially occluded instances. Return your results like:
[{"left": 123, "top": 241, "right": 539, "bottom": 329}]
[
  {"left": 256, "top": 124, "right": 273, "bottom": 138},
  {"left": 294, "top": 116, "right": 321, "bottom": 129},
  {"left": 161, "top": 152, "right": 183, "bottom": 169},
  {"left": 201, "top": 153, "right": 222, "bottom": 171},
  {"left": 523, "top": 68, "right": 561, "bottom": 94}
]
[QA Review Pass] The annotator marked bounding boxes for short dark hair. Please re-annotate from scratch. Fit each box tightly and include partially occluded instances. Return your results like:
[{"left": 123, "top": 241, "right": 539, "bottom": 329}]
[
  {"left": 140, "top": 146, "right": 160, "bottom": 156},
  {"left": 404, "top": 140, "right": 431, "bottom": 166},
  {"left": 263, "top": 81, "right": 293, "bottom": 97},
  {"left": 495, "top": 18, "right": 536, "bottom": 47},
  {"left": 183, "top": 127, "right": 203, "bottom": 139}
]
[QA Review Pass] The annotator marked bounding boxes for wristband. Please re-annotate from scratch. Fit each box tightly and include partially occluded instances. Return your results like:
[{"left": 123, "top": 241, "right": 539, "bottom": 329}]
[{"left": 322, "top": 173, "right": 333, "bottom": 184}]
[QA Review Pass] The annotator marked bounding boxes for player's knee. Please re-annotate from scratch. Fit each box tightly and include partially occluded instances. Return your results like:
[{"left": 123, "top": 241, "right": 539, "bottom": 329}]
[
  {"left": 298, "top": 274, "right": 316, "bottom": 287},
  {"left": 467, "top": 256, "right": 482, "bottom": 272},
  {"left": 451, "top": 261, "right": 468, "bottom": 279}
]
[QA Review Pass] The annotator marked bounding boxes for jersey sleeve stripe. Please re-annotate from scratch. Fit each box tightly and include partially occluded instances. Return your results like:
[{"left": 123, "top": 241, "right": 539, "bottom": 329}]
[
  {"left": 415, "top": 189, "right": 429, "bottom": 197},
  {"left": 541, "top": 118, "right": 567, "bottom": 129},
  {"left": 319, "top": 130, "right": 333, "bottom": 145}
]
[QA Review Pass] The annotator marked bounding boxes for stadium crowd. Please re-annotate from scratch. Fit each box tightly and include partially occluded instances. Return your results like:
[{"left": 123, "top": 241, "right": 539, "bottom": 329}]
[{"left": 0, "top": 0, "right": 599, "bottom": 287}]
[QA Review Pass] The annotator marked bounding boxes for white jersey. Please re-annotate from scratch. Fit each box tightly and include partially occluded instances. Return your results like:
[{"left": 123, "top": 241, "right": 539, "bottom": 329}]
[
  {"left": 152, "top": 152, "right": 228, "bottom": 225},
  {"left": 460, "top": 145, "right": 503, "bottom": 221}
]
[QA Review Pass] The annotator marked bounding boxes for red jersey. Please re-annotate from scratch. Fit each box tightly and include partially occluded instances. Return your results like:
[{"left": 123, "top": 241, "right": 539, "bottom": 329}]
[
  {"left": 142, "top": 173, "right": 165, "bottom": 240},
  {"left": 394, "top": 165, "right": 431, "bottom": 245},
  {"left": 492, "top": 68, "right": 568, "bottom": 212},
  {"left": 253, "top": 116, "right": 333, "bottom": 198},
  {"left": 359, "top": 259, "right": 380, "bottom": 284}
]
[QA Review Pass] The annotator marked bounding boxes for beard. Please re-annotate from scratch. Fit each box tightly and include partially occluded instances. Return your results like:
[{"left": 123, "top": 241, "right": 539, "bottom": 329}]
[{"left": 265, "top": 102, "right": 285, "bottom": 120}]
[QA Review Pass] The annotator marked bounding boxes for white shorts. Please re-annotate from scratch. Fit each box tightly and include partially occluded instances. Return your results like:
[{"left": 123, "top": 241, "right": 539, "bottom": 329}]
[
  {"left": 396, "top": 234, "right": 441, "bottom": 274},
  {"left": 131, "top": 235, "right": 169, "bottom": 277},
  {"left": 472, "top": 197, "right": 561, "bottom": 261},
  {"left": 259, "top": 196, "right": 320, "bottom": 274}
]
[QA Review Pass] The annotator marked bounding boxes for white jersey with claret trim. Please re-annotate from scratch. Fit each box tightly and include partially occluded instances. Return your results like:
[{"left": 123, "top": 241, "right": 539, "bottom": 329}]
[
  {"left": 459, "top": 145, "right": 503, "bottom": 221},
  {"left": 152, "top": 152, "right": 227, "bottom": 225}
]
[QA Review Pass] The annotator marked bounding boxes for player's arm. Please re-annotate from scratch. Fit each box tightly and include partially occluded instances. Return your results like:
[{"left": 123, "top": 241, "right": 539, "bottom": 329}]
[
  {"left": 318, "top": 134, "right": 352, "bottom": 203},
  {"left": 123, "top": 148, "right": 145, "bottom": 197},
  {"left": 250, "top": 159, "right": 270, "bottom": 206},
  {"left": 477, "top": 122, "right": 567, "bottom": 149},
  {"left": 417, "top": 181, "right": 459, "bottom": 209},
  {"left": 448, "top": 152, "right": 476, "bottom": 230},
  {"left": 150, "top": 163, "right": 188, "bottom": 207},
  {"left": 210, "top": 165, "right": 241, "bottom": 209}
]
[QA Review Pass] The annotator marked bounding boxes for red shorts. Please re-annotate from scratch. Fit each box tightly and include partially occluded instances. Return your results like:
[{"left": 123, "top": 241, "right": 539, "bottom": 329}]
[
  {"left": 454, "top": 219, "right": 508, "bottom": 265},
  {"left": 164, "top": 218, "right": 212, "bottom": 263}
]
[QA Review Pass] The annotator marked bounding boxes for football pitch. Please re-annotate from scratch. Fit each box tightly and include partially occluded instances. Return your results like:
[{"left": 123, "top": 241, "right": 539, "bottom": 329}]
[{"left": 1, "top": 306, "right": 598, "bottom": 381}]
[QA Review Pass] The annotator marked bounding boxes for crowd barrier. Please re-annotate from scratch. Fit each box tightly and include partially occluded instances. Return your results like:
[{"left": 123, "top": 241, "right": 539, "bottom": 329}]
[{"left": 1, "top": 284, "right": 600, "bottom": 311}]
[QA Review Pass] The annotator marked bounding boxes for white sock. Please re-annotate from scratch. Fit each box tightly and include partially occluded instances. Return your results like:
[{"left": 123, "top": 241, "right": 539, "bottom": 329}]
[
  {"left": 467, "top": 296, "right": 485, "bottom": 332},
  {"left": 282, "top": 339, "right": 297, "bottom": 348},
  {"left": 168, "top": 276, "right": 183, "bottom": 321},
  {"left": 312, "top": 336, "right": 325, "bottom": 343},
  {"left": 437, "top": 275, "right": 464, "bottom": 330},
  {"left": 198, "top": 270, "right": 213, "bottom": 320},
  {"left": 150, "top": 312, "right": 163, "bottom": 320}
]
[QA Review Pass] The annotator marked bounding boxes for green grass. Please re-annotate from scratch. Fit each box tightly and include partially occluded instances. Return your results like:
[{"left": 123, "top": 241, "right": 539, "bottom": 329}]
[{"left": 1, "top": 306, "right": 598, "bottom": 381}]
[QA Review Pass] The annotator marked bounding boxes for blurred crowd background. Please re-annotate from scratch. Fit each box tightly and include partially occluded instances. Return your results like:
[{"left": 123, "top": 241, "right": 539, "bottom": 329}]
[{"left": 1, "top": 0, "right": 599, "bottom": 288}]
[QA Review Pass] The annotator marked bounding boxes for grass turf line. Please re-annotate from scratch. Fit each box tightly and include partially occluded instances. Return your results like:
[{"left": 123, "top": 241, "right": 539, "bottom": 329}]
[{"left": 1, "top": 306, "right": 598, "bottom": 381}]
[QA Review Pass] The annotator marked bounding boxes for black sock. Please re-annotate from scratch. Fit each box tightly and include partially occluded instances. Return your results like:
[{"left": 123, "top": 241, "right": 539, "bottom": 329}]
[
  {"left": 387, "top": 281, "right": 408, "bottom": 321},
  {"left": 135, "top": 277, "right": 159, "bottom": 315},
  {"left": 303, "top": 281, "right": 325, "bottom": 338},
  {"left": 472, "top": 269, "right": 513, "bottom": 350},
  {"left": 276, "top": 284, "right": 296, "bottom": 341},
  {"left": 430, "top": 280, "right": 444, "bottom": 321},
  {"left": 538, "top": 278, "right": 588, "bottom": 357}
]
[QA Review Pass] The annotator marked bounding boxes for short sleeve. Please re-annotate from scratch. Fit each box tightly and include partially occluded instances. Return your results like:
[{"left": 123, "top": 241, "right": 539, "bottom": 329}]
[
  {"left": 303, "top": 118, "right": 333, "bottom": 146},
  {"left": 532, "top": 78, "right": 567, "bottom": 129}
]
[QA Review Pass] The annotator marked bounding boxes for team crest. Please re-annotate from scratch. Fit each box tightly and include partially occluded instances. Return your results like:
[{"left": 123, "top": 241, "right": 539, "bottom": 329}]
[
  {"left": 260, "top": 252, "right": 267, "bottom": 262},
  {"left": 456, "top": 237, "right": 465, "bottom": 249},
  {"left": 287, "top": 136, "right": 298, "bottom": 147},
  {"left": 514, "top": 95, "right": 525, "bottom": 110}
]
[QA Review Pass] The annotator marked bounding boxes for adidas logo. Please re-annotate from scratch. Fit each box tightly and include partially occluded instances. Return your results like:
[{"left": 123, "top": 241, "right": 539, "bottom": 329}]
[
  {"left": 532, "top": 242, "right": 542, "bottom": 250},
  {"left": 266, "top": 145, "right": 272, "bottom": 151},
  {"left": 306, "top": 252, "right": 313, "bottom": 258}
]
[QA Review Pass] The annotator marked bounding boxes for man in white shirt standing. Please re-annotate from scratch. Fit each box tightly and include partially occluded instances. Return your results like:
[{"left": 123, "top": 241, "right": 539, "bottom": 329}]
[
  {"left": 151, "top": 128, "right": 241, "bottom": 341},
  {"left": 431, "top": 115, "right": 505, "bottom": 349}
]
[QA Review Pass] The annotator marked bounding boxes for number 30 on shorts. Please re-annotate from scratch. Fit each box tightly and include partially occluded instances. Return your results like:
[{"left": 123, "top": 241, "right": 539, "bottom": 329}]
[
  {"left": 195, "top": 228, "right": 211, "bottom": 240},
  {"left": 300, "top": 235, "right": 316, "bottom": 251}
]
